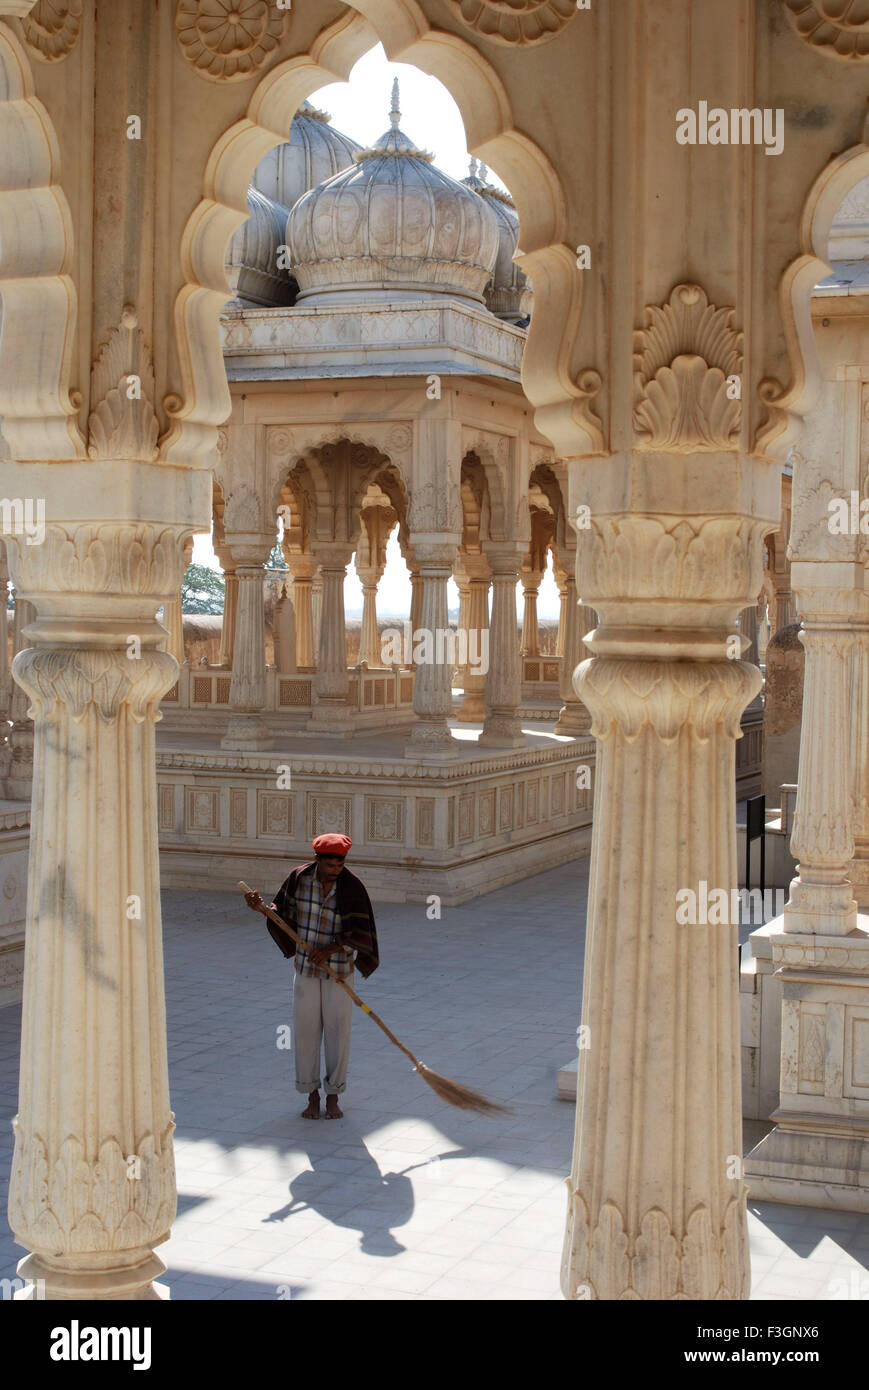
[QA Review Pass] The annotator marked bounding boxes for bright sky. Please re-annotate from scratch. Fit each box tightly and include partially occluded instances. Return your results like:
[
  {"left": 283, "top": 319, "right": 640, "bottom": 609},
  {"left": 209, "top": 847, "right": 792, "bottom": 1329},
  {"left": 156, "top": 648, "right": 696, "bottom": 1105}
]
[{"left": 195, "top": 44, "right": 559, "bottom": 619}]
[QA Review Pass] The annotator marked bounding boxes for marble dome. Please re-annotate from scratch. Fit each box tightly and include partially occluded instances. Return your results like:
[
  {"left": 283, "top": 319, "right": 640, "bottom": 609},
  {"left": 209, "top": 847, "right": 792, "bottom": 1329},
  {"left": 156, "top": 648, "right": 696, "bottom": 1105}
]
[
  {"left": 252, "top": 101, "right": 362, "bottom": 210},
  {"left": 286, "top": 82, "right": 500, "bottom": 307},
  {"left": 469, "top": 160, "right": 532, "bottom": 324},
  {"left": 225, "top": 102, "right": 360, "bottom": 308}
]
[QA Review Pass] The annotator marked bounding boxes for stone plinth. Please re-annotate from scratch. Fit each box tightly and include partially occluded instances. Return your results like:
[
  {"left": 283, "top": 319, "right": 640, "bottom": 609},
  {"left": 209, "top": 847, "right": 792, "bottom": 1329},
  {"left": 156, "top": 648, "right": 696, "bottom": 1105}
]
[{"left": 155, "top": 734, "right": 595, "bottom": 906}]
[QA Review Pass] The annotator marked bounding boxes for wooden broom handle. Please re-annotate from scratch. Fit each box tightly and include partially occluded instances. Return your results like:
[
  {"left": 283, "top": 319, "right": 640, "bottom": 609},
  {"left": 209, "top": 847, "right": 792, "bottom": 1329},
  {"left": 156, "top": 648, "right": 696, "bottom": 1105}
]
[{"left": 238, "top": 880, "right": 422, "bottom": 1069}]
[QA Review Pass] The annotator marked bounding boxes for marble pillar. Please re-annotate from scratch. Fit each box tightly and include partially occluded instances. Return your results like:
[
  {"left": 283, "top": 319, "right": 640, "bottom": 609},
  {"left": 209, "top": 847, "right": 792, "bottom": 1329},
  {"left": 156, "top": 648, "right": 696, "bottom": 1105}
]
[
  {"left": 160, "top": 536, "right": 193, "bottom": 664},
  {"left": 561, "top": 444, "right": 779, "bottom": 1299},
  {"left": 744, "top": 572, "right": 869, "bottom": 1209},
  {"left": 308, "top": 548, "right": 351, "bottom": 731},
  {"left": 273, "top": 582, "right": 297, "bottom": 675},
  {"left": 479, "top": 547, "right": 524, "bottom": 749},
  {"left": 554, "top": 576, "right": 593, "bottom": 737},
  {"left": 287, "top": 557, "right": 315, "bottom": 670},
  {"left": 0, "top": 540, "right": 9, "bottom": 724},
  {"left": 4, "top": 509, "right": 203, "bottom": 1301},
  {"left": 405, "top": 543, "right": 457, "bottom": 757},
  {"left": 221, "top": 543, "right": 273, "bottom": 751},
  {"left": 217, "top": 566, "right": 238, "bottom": 669},
  {"left": 520, "top": 567, "right": 542, "bottom": 658},
  {"left": 455, "top": 556, "right": 490, "bottom": 723}
]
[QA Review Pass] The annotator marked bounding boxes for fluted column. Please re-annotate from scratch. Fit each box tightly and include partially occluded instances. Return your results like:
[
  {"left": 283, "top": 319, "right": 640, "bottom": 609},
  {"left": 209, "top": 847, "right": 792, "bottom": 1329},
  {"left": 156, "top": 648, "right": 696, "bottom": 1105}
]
[
  {"left": 407, "top": 562, "right": 423, "bottom": 668},
  {"left": 273, "top": 582, "right": 297, "bottom": 675},
  {"left": 160, "top": 535, "right": 193, "bottom": 664},
  {"left": 4, "top": 519, "right": 197, "bottom": 1300},
  {"left": 479, "top": 546, "right": 525, "bottom": 749},
  {"left": 359, "top": 583, "right": 379, "bottom": 667},
  {"left": 850, "top": 617, "right": 869, "bottom": 908},
  {"left": 405, "top": 541, "right": 458, "bottom": 757},
  {"left": 312, "top": 573, "right": 324, "bottom": 657},
  {"left": 456, "top": 555, "right": 490, "bottom": 723},
  {"left": 781, "top": 585, "right": 858, "bottom": 937},
  {"left": 5, "top": 590, "right": 36, "bottom": 799},
  {"left": 520, "top": 567, "right": 543, "bottom": 657},
  {"left": 287, "top": 556, "right": 315, "bottom": 669},
  {"left": 221, "top": 540, "right": 273, "bottom": 752},
  {"left": 555, "top": 570, "right": 568, "bottom": 659},
  {"left": 0, "top": 540, "right": 9, "bottom": 724},
  {"left": 453, "top": 558, "right": 471, "bottom": 688},
  {"left": 562, "top": 456, "right": 778, "bottom": 1299},
  {"left": 308, "top": 546, "right": 351, "bottom": 731},
  {"left": 215, "top": 550, "right": 238, "bottom": 669},
  {"left": 554, "top": 577, "right": 593, "bottom": 737}
]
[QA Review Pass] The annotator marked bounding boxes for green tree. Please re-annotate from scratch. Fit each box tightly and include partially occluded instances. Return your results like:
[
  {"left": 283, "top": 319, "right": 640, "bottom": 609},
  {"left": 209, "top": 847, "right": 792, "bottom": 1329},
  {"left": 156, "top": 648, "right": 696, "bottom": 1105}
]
[{"left": 181, "top": 562, "right": 225, "bottom": 615}]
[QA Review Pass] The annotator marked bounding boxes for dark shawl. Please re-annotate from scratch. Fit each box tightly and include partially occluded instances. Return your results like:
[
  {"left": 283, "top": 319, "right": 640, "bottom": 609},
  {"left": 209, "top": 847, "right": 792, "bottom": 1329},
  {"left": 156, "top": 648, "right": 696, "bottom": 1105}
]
[{"left": 268, "top": 862, "right": 380, "bottom": 978}]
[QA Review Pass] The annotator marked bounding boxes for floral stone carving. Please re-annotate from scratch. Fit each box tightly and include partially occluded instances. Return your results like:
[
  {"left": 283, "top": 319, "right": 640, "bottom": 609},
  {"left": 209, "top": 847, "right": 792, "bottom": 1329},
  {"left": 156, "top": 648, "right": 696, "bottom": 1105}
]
[
  {"left": 633, "top": 284, "right": 743, "bottom": 453},
  {"left": 20, "top": 0, "right": 82, "bottom": 62},
  {"left": 175, "top": 0, "right": 288, "bottom": 82},
  {"left": 447, "top": 0, "right": 577, "bottom": 46},
  {"left": 782, "top": 1, "right": 869, "bottom": 60}
]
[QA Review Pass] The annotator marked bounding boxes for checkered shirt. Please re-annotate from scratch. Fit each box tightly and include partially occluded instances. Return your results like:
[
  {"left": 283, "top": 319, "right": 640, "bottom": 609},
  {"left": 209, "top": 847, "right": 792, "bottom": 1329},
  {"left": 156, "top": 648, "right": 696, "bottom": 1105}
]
[{"left": 291, "top": 863, "right": 355, "bottom": 980}]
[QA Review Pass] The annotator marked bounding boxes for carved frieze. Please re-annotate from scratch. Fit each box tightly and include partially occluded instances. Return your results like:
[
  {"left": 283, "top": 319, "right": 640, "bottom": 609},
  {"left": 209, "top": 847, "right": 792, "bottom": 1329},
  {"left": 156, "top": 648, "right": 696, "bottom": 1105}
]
[
  {"left": 175, "top": 0, "right": 288, "bottom": 82},
  {"left": 782, "top": 1, "right": 869, "bottom": 60},
  {"left": 633, "top": 285, "right": 743, "bottom": 453},
  {"left": 447, "top": 0, "right": 577, "bottom": 46}
]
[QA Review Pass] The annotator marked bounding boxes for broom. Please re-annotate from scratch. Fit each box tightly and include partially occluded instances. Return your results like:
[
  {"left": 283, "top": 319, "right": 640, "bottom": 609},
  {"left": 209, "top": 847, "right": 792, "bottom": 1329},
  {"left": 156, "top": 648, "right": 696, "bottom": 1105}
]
[{"left": 239, "top": 880, "right": 508, "bottom": 1116}]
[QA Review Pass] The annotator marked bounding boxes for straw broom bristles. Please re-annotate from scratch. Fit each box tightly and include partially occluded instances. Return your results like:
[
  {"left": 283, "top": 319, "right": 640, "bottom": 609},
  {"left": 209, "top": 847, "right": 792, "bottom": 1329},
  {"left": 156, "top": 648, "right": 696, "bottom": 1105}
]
[{"left": 239, "top": 881, "right": 509, "bottom": 1117}]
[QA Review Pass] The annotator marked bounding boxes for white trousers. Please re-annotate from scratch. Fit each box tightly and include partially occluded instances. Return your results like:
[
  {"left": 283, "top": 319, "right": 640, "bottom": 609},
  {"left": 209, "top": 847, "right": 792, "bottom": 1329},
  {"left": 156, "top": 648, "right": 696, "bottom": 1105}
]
[{"left": 292, "top": 970, "right": 353, "bottom": 1095}]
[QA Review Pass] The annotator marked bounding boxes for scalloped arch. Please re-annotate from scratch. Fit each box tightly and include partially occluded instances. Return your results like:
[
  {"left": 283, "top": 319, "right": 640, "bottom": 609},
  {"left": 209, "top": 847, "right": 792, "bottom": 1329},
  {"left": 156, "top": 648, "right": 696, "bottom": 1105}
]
[
  {"left": 759, "top": 116, "right": 869, "bottom": 459},
  {"left": 0, "top": 19, "right": 84, "bottom": 459},
  {"left": 166, "top": 2, "right": 591, "bottom": 467}
]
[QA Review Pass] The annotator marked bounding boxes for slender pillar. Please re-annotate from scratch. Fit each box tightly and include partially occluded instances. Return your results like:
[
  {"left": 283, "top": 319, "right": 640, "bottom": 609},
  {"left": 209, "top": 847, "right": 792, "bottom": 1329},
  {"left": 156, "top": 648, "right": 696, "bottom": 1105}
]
[
  {"left": 850, "top": 618, "right": 869, "bottom": 908},
  {"left": 555, "top": 570, "right": 568, "bottom": 659},
  {"left": 781, "top": 585, "right": 858, "bottom": 938},
  {"left": 0, "top": 539, "right": 9, "bottom": 723},
  {"left": 520, "top": 567, "right": 543, "bottom": 657},
  {"left": 479, "top": 546, "right": 525, "bottom": 749},
  {"left": 4, "top": 516, "right": 199, "bottom": 1301},
  {"left": 221, "top": 541, "right": 273, "bottom": 751},
  {"left": 405, "top": 543, "right": 457, "bottom": 757},
  {"left": 308, "top": 546, "right": 351, "bottom": 731},
  {"left": 160, "top": 535, "right": 193, "bottom": 664},
  {"left": 312, "top": 573, "right": 324, "bottom": 657},
  {"left": 456, "top": 556, "right": 490, "bottom": 723},
  {"left": 554, "top": 577, "right": 593, "bottom": 737},
  {"left": 407, "top": 563, "right": 424, "bottom": 668},
  {"left": 273, "top": 582, "right": 297, "bottom": 675},
  {"left": 287, "top": 556, "right": 315, "bottom": 669},
  {"left": 744, "top": 571, "right": 869, "bottom": 1209},
  {"left": 359, "top": 583, "right": 379, "bottom": 667},
  {"left": 6, "top": 591, "right": 36, "bottom": 799},
  {"left": 216, "top": 556, "right": 238, "bottom": 669},
  {"left": 453, "top": 558, "right": 471, "bottom": 687}
]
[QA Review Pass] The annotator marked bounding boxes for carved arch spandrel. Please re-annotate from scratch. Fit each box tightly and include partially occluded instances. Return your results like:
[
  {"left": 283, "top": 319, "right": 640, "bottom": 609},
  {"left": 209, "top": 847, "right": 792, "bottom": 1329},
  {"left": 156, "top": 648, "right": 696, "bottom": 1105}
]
[
  {"left": 0, "top": 19, "right": 85, "bottom": 459},
  {"left": 167, "top": 3, "right": 592, "bottom": 466}
]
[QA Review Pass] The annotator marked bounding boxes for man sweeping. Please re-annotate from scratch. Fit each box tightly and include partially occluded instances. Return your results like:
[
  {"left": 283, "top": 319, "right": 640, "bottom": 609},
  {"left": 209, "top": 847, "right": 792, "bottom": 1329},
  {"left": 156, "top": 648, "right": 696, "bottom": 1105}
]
[{"left": 245, "top": 834, "right": 378, "bottom": 1120}]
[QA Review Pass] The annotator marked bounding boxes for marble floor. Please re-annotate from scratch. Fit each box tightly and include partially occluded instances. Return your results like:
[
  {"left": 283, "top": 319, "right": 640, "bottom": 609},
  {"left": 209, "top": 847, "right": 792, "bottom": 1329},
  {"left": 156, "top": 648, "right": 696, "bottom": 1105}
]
[{"left": 1, "top": 858, "right": 867, "bottom": 1300}]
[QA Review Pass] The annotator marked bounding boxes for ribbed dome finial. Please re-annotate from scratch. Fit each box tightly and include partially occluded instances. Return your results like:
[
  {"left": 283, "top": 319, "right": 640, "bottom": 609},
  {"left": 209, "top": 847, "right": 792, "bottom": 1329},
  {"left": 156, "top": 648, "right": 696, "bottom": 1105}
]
[
  {"left": 469, "top": 157, "right": 478, "bottom": 178},
  {"left": 479, "top": 162, "right": 489, "bottom": 182},
  {"left": 390, "top": 78, "right": 401, "bottom": 128}
]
